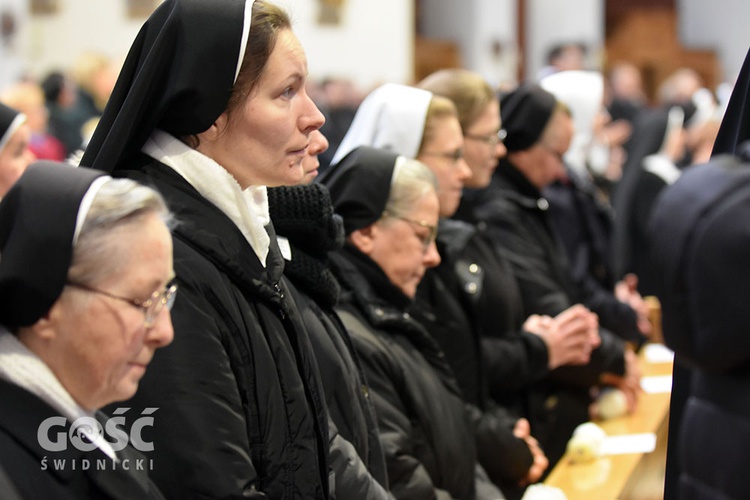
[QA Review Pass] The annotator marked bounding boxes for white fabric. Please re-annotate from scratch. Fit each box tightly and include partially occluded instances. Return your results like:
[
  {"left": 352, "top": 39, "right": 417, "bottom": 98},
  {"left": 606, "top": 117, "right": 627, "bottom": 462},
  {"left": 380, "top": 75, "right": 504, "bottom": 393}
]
[
  {"left": 330, "top": 83, "right": 433, "bottom": 166},
  {"left": 143, "top": 130, "right": 271, "bottom": 266},
  {"left": 0, "top": 329, "right": 118, "bottom": 460},
  {"left": 73, "top": 175, "right": 112, "bottom": 245},
  {"left": 540, "top": 70, "right": 604, "bottom": 177},
  {"left": 234, "top": 0, "right": 255, "bottom": 84},
  {"left": 643, "top": 154, "right": 682, "bottom": 186}
]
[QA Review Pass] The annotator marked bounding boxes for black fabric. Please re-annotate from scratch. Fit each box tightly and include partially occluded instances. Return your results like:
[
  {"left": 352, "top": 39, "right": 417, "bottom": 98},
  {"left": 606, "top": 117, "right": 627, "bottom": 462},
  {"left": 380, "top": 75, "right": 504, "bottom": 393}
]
[
  {"left": 0, "top": 162, "right": 106, "bottom": 329},
  {"left": 330, "top": 247, "right": 486, "bottom": 500},
  {"left": 544, "top": 168, "right": 644, "bottom": 343},
  {"left": 103, "top": 157, "right": 330, "bottom": 499},
  {"left": 500, "top": 84, "right": 557, "bottom": 152},
  {"left": 268, "top": 183, "right": 344, "bottom": 308},
  {"left": 456, "top": 159, "right": 627, "bottom": 470},
  {"left": 268, "top": 182, "right": 391, "bottom": 497},
  {"left": 712, "top": 46, "right": 750, "bottom": 156},
  {"left": 648, "top": 153, "right": 750, "bottom": 500},
  {"left": 410, "top": 218, "right": 537, "bottom": 495},
  {"left": 0, "top": 379, "right": 164, "bottom": 500},
  {"left": 319, "top": 146, "right": 398, "bottom": 236},
  {"left": 0, "top": 102, "right": 20, "bottom": 146},
  {"left": 81, "top": 0, "right": 247, "bottom": 173}
]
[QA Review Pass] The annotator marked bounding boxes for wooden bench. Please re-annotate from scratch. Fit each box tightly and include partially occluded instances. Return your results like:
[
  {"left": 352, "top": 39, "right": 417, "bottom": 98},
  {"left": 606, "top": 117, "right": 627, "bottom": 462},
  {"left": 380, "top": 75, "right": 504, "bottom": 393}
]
[{"left": 543, "top": 343, "right": 673, "bottom": 500}]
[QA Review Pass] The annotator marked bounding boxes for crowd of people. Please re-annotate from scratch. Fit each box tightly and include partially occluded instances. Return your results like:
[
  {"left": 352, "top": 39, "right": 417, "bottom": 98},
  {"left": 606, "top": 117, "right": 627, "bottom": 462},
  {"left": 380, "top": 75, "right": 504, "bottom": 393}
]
[{"left": 0, "top": 1, "right": 745, "bottom": 499}]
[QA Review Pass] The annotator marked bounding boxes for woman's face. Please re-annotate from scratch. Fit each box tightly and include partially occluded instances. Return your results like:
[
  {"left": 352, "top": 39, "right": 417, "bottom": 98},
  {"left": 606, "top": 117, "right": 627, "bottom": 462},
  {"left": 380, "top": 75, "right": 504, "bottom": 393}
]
[
  {"left": 367, "top": 191, "right": 441, "bottom": 298},
  {"left": 36, "top": 212, "right": 175, "bottom": 411},
  {"left": 462, "top": 99, "right": 506, "bottom": 189},
  {"left": 0, "top": 124, "right": 36, "bottom": 197},
  {"left": 417, "top": 116, "right": 471, "bottom": 218},
  {"left": 197, "top": 28, "right": 325, "bottom": 188},
  {"left": 300, "top": 129, "right": 329, "bottom": 185}
]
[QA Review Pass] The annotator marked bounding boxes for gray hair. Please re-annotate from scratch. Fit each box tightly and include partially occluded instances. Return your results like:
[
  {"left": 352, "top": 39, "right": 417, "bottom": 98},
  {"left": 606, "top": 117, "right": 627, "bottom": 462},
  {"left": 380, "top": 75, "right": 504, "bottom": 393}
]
[
  {"left": 67, "top": 178, "right": 173, "bottom": 285},
  {"left": 382, "top": 157, "right": 438, "bottom": 218}
]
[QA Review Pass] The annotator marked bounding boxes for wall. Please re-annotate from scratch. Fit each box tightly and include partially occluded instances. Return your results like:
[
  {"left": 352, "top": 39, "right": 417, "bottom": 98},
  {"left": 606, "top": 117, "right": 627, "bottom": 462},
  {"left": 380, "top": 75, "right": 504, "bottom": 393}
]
[
  {"left": 526, "top": 0, "right": 604, "bottom": 81},
  {"left": 277, "top": 0, "right": 413, "bottom": 90},
  {"left": 1, "top": 0, "right": 412, "bottom": 92},
  {"left": 421, "top": 0, "right": 517, "bottom": 88},
  {"left": 679, "top": 0, "right": 750, "bottom": 83}
]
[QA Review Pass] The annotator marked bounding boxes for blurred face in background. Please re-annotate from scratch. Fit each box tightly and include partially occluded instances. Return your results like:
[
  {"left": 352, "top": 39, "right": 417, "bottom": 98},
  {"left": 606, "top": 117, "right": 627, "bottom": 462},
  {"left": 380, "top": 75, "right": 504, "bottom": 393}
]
[
  {"left": 0, "top": 123, "right": 36, "bottom": 197},
  {"left": 417, "top": 115, "right": 471, "bottom": 217},
  {"left": 462, "top": 98, "right": 506, "bottom": 188},
  {"left": 299, "top": 129, "right": 329, "bottom": 184}
]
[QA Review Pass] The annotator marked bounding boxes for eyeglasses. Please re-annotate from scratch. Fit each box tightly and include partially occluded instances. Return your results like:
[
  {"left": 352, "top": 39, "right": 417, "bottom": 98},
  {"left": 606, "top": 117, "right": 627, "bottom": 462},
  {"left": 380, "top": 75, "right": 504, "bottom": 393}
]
[
  {"left": 66, "top": 281, "right": 178, "bottom": 328},
  {"left": 465, "top": 129, "right": 507, "bottom": 146},
  {"left": 421, "top": 148, "right": 464, "bottom": 163},
  {"left": 383, "top": 212, "right": 438, "bottom": 252}
]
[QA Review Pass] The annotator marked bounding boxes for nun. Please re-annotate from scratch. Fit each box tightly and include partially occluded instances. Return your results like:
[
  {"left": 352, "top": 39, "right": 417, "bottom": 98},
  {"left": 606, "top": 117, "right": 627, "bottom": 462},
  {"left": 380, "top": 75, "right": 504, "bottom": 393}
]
[
  {"left": 0, "top": 162, "right": 174, "bottom": 499},
  {"left": 0, "top": 101, "right": 36, "bottom": 196},
  {"left": 79, "top": 0, "right": 333, "bottom": 498}
]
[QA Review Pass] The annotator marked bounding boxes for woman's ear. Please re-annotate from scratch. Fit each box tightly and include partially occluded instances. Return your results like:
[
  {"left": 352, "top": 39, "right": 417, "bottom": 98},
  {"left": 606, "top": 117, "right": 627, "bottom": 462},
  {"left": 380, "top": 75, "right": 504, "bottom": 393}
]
[
  {"left": 197, "top": 111, "right": 229, "bottom": 143},
  {"left": 349, "top": 224, "right": 377, "bottom": 255}
]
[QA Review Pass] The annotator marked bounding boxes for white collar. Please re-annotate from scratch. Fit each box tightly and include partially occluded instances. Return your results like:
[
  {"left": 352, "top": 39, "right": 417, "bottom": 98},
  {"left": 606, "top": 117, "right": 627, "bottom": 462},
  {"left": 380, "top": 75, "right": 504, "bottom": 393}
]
[
  {"left": 0, "top": 329, "right": 118, "bottom": 460},
  {"left": 143, "top": 130, "right": 270, "bottom": 266}
]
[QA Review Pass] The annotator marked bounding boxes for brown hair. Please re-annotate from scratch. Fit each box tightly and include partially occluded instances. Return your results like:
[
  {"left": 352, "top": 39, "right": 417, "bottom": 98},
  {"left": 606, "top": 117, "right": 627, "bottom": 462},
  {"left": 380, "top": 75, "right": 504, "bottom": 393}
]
[
  {"left": 226, "top": 0, "right": 292, "bottom": 115},
  {"left": 184, "top": 0, "right": 291, "bottom": 147},
  {"left": 418, "top": 94, "right": 458, "bottom": 155},
  {"left": 418, "top": 69, "right": 496, "bottom": 135}
]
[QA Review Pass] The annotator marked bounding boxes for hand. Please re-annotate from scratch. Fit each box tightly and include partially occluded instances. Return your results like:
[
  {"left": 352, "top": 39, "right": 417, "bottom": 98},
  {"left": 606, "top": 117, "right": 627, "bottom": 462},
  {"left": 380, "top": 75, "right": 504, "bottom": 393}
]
[
  {"left": 528, "top": 304, "right": 601, "bottom": 370},
  {"left": 600, "top": 348, "right": 642, "bottom": 414},
  {"left": 615, "top": 274, "right": 652, "bottom": 337},
  {"left": 519, "top": 433, "right": 549, "bottom": 486}
]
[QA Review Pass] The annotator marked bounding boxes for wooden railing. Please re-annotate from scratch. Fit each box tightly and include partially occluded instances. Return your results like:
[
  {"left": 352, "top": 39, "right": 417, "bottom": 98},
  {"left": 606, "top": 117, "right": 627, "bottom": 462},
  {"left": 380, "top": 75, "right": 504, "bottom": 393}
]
[{"left": 543, "top": 343, "right": 673, "bottom": 500}]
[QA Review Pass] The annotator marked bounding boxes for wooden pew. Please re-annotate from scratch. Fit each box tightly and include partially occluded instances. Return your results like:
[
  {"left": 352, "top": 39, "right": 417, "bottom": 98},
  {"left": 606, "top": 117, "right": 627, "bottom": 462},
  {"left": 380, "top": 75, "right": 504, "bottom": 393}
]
[{"left": 543, "top": 343, "right": 673, "bottom": 500}]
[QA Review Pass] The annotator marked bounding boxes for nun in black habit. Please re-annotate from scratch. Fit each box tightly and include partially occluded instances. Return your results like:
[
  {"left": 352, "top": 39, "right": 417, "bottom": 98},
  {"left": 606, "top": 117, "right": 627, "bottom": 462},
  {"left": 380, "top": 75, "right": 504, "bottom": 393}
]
[
  {"left": 649, "top": 45, "right": 750, "bottom": 500},
  {"left": 80, "top": 1, "right": 334, "bottom": 498},
  {"left": 0, "top": 162, "right": 172, "bottom": 500}
]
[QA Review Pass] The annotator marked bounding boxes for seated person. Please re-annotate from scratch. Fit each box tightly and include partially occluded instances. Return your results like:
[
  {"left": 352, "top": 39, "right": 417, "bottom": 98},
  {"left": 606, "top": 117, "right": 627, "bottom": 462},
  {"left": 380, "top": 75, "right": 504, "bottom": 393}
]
[
  {"left": 0, "top": 162, "right": 173, "bottom": 499},
  {"left": 456, "top": 84, "right": 641, "bottom": 467},
  {"left": 322, "top": 146, "right": 504, "bottom": 500}
]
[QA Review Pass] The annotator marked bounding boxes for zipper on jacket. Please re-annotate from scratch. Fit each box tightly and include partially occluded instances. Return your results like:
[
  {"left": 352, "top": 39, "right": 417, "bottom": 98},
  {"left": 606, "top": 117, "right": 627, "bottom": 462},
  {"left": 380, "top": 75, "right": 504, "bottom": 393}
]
[{"left": 274, "top": 282, "right": 286, "bottom": 319}]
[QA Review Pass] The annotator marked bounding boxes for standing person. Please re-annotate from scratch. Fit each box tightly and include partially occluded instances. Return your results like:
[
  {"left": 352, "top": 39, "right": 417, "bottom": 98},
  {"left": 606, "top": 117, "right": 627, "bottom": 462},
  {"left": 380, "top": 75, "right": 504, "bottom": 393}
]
[
  {"left": 0, "top": 102, "right": 36, "bottom": 196},
  {"left": 80, "top": 1, "right": 331, "bottom": 498},
  {"left": 456, "top": 83, "right": 641, "bottom": 467},
  {"left": 0, "top": 162, "right": 174, "bottom": 499},
  {"left": 650, "top": 46, "right": 750, "bottom": 500},
  {"left": 268, "top": 130, "right": 392, "bottom": 498},
  {"left": 322, "top": 146, "right": 504, "bottom": 500}
]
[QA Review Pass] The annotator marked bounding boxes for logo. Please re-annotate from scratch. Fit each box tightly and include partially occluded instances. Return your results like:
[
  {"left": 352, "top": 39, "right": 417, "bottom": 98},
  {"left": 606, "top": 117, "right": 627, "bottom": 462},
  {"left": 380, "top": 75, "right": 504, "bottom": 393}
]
[{"left": 37, "top": 408, "right": 158, "bottom": 472}]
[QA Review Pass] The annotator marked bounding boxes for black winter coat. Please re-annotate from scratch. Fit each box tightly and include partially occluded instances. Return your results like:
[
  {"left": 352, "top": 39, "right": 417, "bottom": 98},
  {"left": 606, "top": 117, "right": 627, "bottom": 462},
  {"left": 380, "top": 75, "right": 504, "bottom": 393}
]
[
  {"left": 330, "top": 246, "right": 502, "bottom": 500},
  {"left": 268, "top": 183, "right": 391, "bottom": 499},
  {"left": 456, "top": 161, "right": 626, "bottom": 467},
  {"left": 544, "top": 168, "right": 644, "bottom": 343},
  {"left": 0, "top": 380, "right": 164, "bottom": 500},
  {"left": 108, "top": 158, "right": 330, "bottom": 499},
  {"left": 410, "top": 219, "right": 542, "bottom": 498}
]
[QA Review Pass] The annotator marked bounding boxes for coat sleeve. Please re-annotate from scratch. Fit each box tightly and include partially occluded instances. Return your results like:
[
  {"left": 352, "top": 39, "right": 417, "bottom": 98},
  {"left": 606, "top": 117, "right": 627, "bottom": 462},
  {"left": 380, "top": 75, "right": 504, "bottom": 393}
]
[
  {"left": 350, "top": 330, "right": 449, "bottom": 500},
  {"left": 468, "top": 403, "right": 533, "bottom": 489},
  {"left": 328, "top": 415, "right": 394, "bottom": 500},
  {"left": 477, "top": 203, "right": 573, "bottom": 317},
  {"left": 121, "top": 279, "right": 267, "bottom": 499},
  {"left": 482, "top": 331, "right": 550, "bottom": 396}
]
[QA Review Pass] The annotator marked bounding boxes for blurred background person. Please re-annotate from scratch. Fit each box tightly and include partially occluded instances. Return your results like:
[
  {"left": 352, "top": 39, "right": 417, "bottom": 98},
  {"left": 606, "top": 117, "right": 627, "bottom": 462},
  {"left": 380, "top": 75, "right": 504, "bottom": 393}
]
[
  {"left": 0, "top": 101, "right": 36, "bottom": 196},
  {"left": 1, "top": 81, "right": 65, "bottom": 161}
]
